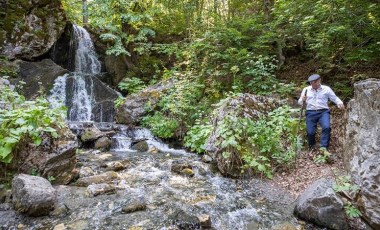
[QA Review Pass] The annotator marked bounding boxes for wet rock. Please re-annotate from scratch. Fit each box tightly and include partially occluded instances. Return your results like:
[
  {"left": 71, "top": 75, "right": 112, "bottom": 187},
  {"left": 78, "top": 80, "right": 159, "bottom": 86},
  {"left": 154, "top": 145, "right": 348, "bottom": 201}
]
[
  {"left": 12, "top": 174, "right": 56, "bottom": 217},
  {"left": 53, "top": 223, "right": 65, "bottom": 230},
  {"left": 79, "top": 167, "right": 96, "bottom": 178},
  {"left": 121, "top": 197, "right": 147, "bottom": 214},
  {"left": 169, "top": 210, "right": 200, "bottom": 229},
  {"left": 171, "top": 161, "right": 193, "bottom": 175},
  {"left": 50, "top": 203, "right": 69, "bottom": 217},
  {"left": 344, "top": 78, "right": 380, "bottom": 229},
  {"left": 148, "top": 147, "right": 160, "bottom": 154},
  {"left": 17, "top": 59, "right": 69, "bottom": 99},
  {"left": 201, "top": 155, "right": 213, "bottom": 163},
  {"left": 294, "top": 178, "right": 347, "bottom": 230},
  {"left": 75, "top": 171, "right": 119, "bottom": 187},
  {"left": 131, "top": 140, "right": 149, "bottom": 152},
  {"left": 94, "top": 136, "right": 112, "bottom": 150},
  {"left": 198, "top": 214, "right": 212, "bottom": 228},
  {"left": 80, "top": 125, "right": 103, "bottom": 142},
  {"left": 87, "top": 183, "right": 116, "bottom": 197},
  {"left": 181, "top": 168, "right": 195, "bottom": 177},
  {"left": 100, "top": 161, "right": 127, "bottom": 171}
]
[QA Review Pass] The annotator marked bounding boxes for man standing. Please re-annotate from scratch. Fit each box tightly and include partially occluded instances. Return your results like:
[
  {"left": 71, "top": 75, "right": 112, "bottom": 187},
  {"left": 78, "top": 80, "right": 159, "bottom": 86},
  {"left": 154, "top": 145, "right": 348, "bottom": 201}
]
[{"left": 298, "top": 74, "right": 344, "bottom": 154}]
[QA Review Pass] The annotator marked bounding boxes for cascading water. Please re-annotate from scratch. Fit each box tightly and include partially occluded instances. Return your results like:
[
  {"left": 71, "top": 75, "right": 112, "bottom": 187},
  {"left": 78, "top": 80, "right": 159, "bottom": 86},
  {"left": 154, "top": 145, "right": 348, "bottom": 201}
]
[{"left": 48, "top": 25, "right": 115, "bottom": 122}]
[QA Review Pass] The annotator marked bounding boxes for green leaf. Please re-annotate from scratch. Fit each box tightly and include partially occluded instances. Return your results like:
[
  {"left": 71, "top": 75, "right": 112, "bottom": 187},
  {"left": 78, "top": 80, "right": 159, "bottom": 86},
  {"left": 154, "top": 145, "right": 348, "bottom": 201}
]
[{"left": 33, "top": 137, "right": 42, "bottom": 146}]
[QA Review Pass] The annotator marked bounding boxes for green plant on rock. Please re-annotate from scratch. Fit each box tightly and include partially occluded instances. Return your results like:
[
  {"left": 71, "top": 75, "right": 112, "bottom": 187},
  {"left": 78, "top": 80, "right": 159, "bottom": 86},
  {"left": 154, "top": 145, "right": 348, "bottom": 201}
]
[
  {"left": 0, "top": 84, "right": 66, "bottom": 163},
  {"left": 118, "top": 76, "right": 146, "bottom": 95},
  {"left": 344, "top": 202, "right": 362, "bottom": 218},
  {"left": 184, "top": 120, "right": 213, "bottom": 154},
  {"left": 141, "top": 112, "right": 178, "bottom": 139}
]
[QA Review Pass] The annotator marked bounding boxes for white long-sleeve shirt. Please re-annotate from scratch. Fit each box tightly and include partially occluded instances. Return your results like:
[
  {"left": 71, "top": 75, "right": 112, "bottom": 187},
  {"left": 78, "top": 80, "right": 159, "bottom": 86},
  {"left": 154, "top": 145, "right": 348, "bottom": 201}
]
[{"left": 298, "top": 85, "right": 343, "bottom": 110}]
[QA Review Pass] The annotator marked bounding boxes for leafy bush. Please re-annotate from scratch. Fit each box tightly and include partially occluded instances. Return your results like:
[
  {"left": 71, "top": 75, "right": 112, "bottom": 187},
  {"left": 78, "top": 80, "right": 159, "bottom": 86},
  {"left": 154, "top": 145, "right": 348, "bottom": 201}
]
[
  {"left": 118, "top": 76, "right": 146, "bottom": 94},
  {"left": 141, "top": 112, "right": 178, "bottom": 138},
  {"left": 0, "top": 84, "right": 66, "bottom": 163},
  {"left": 184, "top": 120, "right": 213, "bottom": 154}
]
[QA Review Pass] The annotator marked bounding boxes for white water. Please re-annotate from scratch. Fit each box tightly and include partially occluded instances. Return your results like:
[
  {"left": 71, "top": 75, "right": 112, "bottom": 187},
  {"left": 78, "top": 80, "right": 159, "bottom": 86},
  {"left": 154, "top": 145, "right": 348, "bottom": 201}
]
[
  {"left": 111, "top": 126, "right": 187, "bottom": 155},
  {"left": 49, "top": 25, "right": 102, "bottom": 121}
]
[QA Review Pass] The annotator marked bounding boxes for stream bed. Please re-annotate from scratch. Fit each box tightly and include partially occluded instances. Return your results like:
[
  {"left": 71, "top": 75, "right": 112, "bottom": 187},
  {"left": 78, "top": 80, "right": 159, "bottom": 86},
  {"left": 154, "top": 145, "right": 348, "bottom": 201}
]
[{"left": 1, "top": 141, "right": 300, "bottom": 230}]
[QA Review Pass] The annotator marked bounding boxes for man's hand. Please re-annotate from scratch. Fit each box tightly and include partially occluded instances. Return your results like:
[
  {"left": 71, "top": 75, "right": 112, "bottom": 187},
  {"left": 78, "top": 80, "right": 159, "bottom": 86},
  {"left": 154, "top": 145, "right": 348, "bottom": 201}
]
[
  {"left": 337, "top": 103, "right": 345, "bottom": 109},
  {"left": 302, "top": 96, "right": 307, "bottom": 102}
]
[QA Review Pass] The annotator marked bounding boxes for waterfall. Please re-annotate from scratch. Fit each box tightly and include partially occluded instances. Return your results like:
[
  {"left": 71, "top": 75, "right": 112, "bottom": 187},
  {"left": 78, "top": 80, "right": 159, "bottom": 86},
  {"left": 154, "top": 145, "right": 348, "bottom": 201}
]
[
  {"left": 72, "top": 25, "right": 101, "bottom": 74},
  {"left": 49, "top": 25, "right": 107, "bottom": 122}
]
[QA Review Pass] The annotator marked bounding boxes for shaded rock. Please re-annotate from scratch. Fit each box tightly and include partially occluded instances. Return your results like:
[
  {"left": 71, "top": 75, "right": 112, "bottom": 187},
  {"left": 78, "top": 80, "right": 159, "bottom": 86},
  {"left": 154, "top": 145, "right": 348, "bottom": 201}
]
[
  {"left": 131, "top": 140, "right": 149, "bottom": 152},
  {"left": 87, "top": 183, "right": 116, "bottom": 197},
  {"left": 204, "top": 93, "right": 281, "bottom": 177},
  {"left": 0, "top": 0, "right": 66, "bottom": 60},
  {"left": 201, "top": 155, "right": 213, "bottom": 163},
  {"left": 80, "top": 123, "right": 104, "bottom": 142},
  {"left": 12, "top": 174, "right": 56, "bottom": 216},
  {"left": 121, "top": 197, "right": 147, "bottom": 214},
  {"left": 50, "top": 203, "right": 69, "bottom": 217},
  {"left": 17, "top": 59, "right": 69, "bottom": 99},
  {"left": 115, "top": 79, "right": 174, "bottom": 125},
  {"left": 344, "top": 78, "right": 380, "bottom": 229},
  {"left": 198, "top": 214, "right": 212, "bottom": 228},
  {"left": 79, "top": 167, "right": 96, "bottom": 178},
  {"left": 100, "top": 161, "right": 127, "bottom": 171},
  {"left": 171, "top": 161, "right": 194, "bottom": 176},
  {"left": 1, "top": 126, "right": 78, "bottom": 185},
  {"left": 294, "top": 178, "right": 347, "bottom": 230},
  {"left": 94, "top": 136, "right": 112, "bottom": 150},
  {"left": 169, "top": 209, "right": 200, "bottom": 229},
  {"left": 75, "top": 171, "right": 119, "bottom": 187},
  {"left": 65, "top": 74, "right": 119, "bottom": 123}
]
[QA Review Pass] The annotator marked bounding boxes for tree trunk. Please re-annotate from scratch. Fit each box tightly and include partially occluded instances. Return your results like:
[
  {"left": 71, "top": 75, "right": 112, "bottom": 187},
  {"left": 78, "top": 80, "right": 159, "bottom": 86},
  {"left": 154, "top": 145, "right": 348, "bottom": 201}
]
[{"left": 82, "top": 0, "right": 88, "bottom": 25}]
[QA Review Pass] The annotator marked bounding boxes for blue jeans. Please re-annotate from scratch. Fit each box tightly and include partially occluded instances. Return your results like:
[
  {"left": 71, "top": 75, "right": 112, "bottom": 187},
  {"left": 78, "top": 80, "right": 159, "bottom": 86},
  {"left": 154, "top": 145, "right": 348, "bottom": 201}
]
[{"left": 305, "top": 109, "right": 331, "bottom": 149}]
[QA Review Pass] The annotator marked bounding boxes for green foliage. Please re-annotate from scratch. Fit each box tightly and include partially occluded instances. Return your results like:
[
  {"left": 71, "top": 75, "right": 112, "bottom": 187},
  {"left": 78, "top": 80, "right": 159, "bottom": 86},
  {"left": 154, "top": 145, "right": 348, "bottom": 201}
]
[
  {"left": 345, "top": 202, "right": 362, "bottom": 218},
  {"left": 184, "top": 120, "right": 213, "bottom": 154},
  {"left": 333, "top": 175, "right": 360, "bottom": 194},
  {"left": 0, "top": 84, "right": 66, "bottom": 163},
  {"left": 118, "top": 77, "right": 146, "bottom": 94},
  {"left": 141, "top": 112, "right": 178, "bottom": 139},
  {"left": 114, "top": 96, "right": 125, "bottom": 108}
]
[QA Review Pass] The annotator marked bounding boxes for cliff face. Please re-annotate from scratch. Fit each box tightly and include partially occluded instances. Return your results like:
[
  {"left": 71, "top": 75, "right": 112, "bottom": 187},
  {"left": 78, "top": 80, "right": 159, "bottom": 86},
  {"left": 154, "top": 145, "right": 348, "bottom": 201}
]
[{"left": 0, "top": 0, "right": 66, "bottom": 60}]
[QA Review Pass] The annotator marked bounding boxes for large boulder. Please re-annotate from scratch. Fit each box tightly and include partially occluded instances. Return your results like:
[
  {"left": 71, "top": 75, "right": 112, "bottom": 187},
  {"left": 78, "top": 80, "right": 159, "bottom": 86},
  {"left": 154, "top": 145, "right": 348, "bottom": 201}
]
[
  {"left": 204, "top": 93, "right": 281, "bottom": 177},
  {"left": 3, "top": 126, "right": 79, "bottom": 185},
  {"left": 0, "top": 0, "right": 66, "bottom": 60},
  {"left": 12, "top": 174, "right": 56, "bottom": 216},
  {"left": 344, "top": 78, "right": 380, "bottom": 229},
  {"left": 294, "top": 178, "right": 347, "bottom": 230},
  {"left": 115, "top": 79, "right": 174, "bottom": 125},
  {"left": 16, "top": 59, "right": 69, "bottom": 99}
]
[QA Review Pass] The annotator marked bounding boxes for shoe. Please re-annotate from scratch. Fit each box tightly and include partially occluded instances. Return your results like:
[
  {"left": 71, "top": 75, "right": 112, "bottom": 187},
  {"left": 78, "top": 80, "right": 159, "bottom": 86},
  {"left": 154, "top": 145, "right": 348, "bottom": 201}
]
[{"left": 319, "top": 147, "right": 331, "bottom": 156}]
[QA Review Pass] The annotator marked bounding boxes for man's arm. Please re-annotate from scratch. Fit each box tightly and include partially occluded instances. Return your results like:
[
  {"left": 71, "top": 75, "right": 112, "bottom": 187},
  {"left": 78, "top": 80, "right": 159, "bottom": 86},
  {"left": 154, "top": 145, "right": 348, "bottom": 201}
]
[
  {"left": 298, "top": 88, "right": 307, "bottom": 106},
  {"left": 328, "top": 87, "right": 344, "bottom": 109}
]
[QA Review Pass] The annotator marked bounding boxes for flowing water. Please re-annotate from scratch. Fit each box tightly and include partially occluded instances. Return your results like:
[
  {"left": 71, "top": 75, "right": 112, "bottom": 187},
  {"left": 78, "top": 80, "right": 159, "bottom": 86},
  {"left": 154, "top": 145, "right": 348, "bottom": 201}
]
[
  {"left": 0, "top": 127, "right": 298, "bottom": 229},
  {"left": 48, "top": 25, "right": 107, "bottom": 122},
  {"left": 0, "top": 25, "right": 302, "bottom": 229}
]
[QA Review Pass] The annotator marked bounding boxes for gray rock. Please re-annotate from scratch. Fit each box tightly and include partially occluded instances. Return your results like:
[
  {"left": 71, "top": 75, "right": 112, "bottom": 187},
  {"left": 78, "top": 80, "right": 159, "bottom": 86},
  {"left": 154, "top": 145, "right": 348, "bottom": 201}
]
[
  {"left": 121, "top": 197, "right": 147, "bottom": 214},
  {"left": 344, "top": 78, "right": 380, "bottom": 229},
  {"left": 95, "top": 136, "right": 112, "bottom": 150},
  {"left": 294, "top": 178, "right": 347, "bottom": 230},
  {"left": 0, "top": 1, "right": 66, "bottom": 60},
  {"left": 12, "top": 174, "right": 56, "bottom": 216},
  {"left": 1, "top": 126, "right": 78, "bottom": 185},
  {"left": 130, "top": 140, "right": 149, "bottom": 152},
  {"left": 87, "top": 183, "right": 116, "bottom": 197},
  {"left": 115, "top": 79, "right": 174, "bottom": 125},
  {"left": 204, "top": 93, "right": 281, "bottom": 177},
  {"left": 17, "top": 59, "right": 69, "bottom": 99},
  {"left": 75, "top": 171, "right": 119, "bottom": 187}
]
